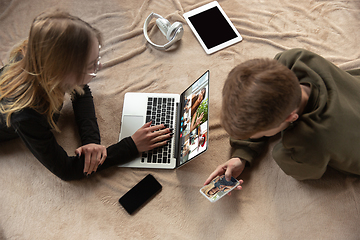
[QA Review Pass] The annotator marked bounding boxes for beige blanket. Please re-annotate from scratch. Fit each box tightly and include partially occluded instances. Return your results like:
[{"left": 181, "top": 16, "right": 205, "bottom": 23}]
[{"left": 1, "top": 0, "right": 360, "bottom": 239}]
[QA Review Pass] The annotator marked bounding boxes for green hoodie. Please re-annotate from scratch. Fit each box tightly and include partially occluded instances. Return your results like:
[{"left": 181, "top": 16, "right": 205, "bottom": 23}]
[{"left": 230, "top": 48, "right": 360, "bottom": 180}]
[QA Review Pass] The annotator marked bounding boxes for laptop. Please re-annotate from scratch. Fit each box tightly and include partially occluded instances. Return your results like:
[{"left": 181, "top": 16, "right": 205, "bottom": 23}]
[{"left": 118, "top": 70, "right": 209, "bottom": 169}]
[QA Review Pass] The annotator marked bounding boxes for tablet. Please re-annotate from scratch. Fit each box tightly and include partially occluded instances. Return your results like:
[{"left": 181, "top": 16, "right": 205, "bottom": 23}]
[{"left": 183, "top": 1, "right": 242, "bottom": 54}]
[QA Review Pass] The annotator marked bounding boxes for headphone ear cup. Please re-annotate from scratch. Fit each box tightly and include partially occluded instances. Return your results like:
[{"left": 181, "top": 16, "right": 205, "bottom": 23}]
[
  {"left": 143, "top": 13, "right": 183, "bottom": 51},
  {"left": 166, "top": 22, "right": 183, "bottom": 41},
  {"left": 155, "top": 18, "right": 171, "bottom": 37}
]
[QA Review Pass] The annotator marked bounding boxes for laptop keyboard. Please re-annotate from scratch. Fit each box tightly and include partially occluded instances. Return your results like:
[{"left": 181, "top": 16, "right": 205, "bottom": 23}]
[{"left": 142, "top": 97, "right": 175, "bottom": 164}]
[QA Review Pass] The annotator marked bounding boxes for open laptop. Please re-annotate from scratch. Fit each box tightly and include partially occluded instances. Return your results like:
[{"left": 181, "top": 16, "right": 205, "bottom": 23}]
[{"left": 118, "top": 70, "right": 209, "bottom": 169}]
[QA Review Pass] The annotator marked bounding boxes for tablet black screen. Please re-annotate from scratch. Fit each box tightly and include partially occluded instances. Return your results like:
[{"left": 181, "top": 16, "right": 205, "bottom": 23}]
[{"left": 188, "top": 6, "right": 238, "bottom": 49}]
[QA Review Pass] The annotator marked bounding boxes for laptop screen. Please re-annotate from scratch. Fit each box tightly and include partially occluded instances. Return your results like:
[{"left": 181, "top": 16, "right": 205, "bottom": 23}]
[{"left": 178, "top": 71, "right": 209, "bottom": 167}]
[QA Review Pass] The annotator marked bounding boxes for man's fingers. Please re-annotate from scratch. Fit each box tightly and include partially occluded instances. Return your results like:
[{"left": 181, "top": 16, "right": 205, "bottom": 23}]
[
  {"left": 204, "top": 166, "right": 225, "bottom": 185},
  {"left": 224, "top": 159, "right": 240, "bottom": 181},
  {"left": 224, "top": 167, "right": 233, "bottom": 181}
]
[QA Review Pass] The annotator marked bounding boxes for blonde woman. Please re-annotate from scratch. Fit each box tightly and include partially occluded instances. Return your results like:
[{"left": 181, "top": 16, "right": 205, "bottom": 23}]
[{"left": 0, "top": 11, "right": 171, "bottom": 180}]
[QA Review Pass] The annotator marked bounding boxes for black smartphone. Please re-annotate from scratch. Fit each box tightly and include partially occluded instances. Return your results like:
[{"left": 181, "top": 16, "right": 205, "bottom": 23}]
[{"left": 119, "top": 174, "right": 162, "bottom": 214}]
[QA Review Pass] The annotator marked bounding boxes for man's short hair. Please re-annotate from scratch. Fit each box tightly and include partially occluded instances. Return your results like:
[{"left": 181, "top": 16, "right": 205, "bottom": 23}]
[{"left": 221, "top": 58, "right": 301, "bottom": 139}]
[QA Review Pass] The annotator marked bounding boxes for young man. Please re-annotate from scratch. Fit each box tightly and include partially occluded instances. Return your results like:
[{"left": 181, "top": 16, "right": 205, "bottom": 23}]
[{"left": 205, "top": 48, "right": 360, "bottom": 187}]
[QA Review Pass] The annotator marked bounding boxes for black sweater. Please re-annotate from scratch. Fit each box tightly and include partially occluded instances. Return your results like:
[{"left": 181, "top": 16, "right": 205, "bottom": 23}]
[{"left": 0, "top": 68, "right": 138, "bottom": 180}]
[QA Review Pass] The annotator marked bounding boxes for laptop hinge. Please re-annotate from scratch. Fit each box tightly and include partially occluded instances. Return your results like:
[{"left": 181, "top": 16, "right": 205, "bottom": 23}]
[{"left": 174, "top": 102, "right": 181, "bottom": 160}]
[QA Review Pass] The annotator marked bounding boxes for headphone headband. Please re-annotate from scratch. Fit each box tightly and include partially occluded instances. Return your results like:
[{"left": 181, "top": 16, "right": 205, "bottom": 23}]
[{"left": 143, "top": 12, "right": 183, "bottom": 51}]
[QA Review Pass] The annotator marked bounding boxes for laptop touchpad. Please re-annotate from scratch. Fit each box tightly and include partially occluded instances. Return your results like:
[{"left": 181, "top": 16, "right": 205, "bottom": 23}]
[{"left": 121, "top": 115, "right": 144, "bottom": 137}]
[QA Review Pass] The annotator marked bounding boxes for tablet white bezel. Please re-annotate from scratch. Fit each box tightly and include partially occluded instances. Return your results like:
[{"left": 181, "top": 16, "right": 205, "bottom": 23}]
[{"left": 183, "top": 1, "right": 242, "bottom": 54}]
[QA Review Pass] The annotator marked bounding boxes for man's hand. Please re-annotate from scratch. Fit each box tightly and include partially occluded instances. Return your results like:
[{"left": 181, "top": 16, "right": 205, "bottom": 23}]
[{"left": 204, "top": 158, "right": 246, "bottom": 194}]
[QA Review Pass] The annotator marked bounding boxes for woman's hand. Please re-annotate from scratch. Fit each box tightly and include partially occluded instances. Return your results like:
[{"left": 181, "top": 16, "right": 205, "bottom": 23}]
[
  {"left": 131, "top": 121, "right": 172, "bottom": 153},
  {"left": 75, "top": 143, "right": 107, "bottom": 175},
  {"left": 204, "top": 158, "right": 246, "bottom": 193}
]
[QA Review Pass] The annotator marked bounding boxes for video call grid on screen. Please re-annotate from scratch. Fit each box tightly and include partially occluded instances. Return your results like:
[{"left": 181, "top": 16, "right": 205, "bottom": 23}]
[{"left": 178, "top": 72, "right": 209, "bottom": 166}]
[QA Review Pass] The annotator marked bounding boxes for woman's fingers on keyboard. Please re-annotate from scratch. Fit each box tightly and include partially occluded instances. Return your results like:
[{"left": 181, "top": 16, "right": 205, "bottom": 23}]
[
  {"left": 152, "top": 127, "right": 172, "bottom": 136},
  {"left": 152, "top": 140, "right": 169, "bottom": 149},
  {"left": 147, "top": 123, "right": 164, "bottom": 131},
  {"left": 151, "top": 131, "right": 172, "bottom": 144}
]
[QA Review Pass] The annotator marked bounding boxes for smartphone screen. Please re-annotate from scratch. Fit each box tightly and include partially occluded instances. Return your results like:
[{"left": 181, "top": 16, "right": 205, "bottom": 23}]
[
  {"left": 119, "top": 174, "right": 162, "bottom": 214},
  {"left": 200, "top": 175, "right": 239, "bottom": 202}
]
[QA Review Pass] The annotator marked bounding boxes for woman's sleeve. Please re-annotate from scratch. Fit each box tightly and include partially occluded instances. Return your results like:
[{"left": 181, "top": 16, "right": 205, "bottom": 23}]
[
  {"left": 12, "top": 113, "right": 85, "bottom": 180},
  {"left": 12, "top": 104, "right": 140, "bottom": 181},
  {"left": 12, "top": 113, "right": 139, "bottom": 180},
  {"left": 71, "top": 85, "right": 101, "bottom": 145}
]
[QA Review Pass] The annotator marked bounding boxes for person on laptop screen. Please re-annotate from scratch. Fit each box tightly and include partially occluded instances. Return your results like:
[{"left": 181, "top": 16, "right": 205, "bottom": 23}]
[
  {"left": 0, "top": 11, "right": 172, "bottom": 181},
  {"left": 205, "top": 48, "right": 360, "bottom": 190}
]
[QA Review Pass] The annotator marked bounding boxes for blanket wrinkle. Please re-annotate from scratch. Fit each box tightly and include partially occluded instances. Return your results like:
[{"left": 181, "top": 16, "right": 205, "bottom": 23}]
[
  {"left": 105, "top": 28, "right": 144, "bottom": 48},
  {"left": 172, "top": 0, "right": 184, "bottom": 13},
  {"left": 102, "top": 46, "right": 147, "bottom": 69},
  {"left": 241, "top": 36, "right": 289, "bottom": 51},
  {"left": 208, "top": 121, "right": 223, "bottom": 131},
  {"left": 0, "top": 0, "right": 14, "bottom": 21}
]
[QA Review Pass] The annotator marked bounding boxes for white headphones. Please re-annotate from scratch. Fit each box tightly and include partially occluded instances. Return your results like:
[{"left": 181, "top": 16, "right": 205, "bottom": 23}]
[{"left": 143, "top": 13, "right": 184, "bottom": 51}]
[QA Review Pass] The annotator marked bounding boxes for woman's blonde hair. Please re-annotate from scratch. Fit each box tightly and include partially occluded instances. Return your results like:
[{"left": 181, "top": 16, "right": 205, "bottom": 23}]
[
  {"left": 221, "top": 58, "right": 301, "bottom": 139},
  {"left": 0, "top": 10, "right": 102, "bottom": 131}
]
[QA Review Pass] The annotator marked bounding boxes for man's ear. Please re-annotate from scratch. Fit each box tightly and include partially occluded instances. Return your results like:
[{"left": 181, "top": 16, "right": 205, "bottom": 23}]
[{"left": 285, "top": 111, "right": 298, "bottom": 123}]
